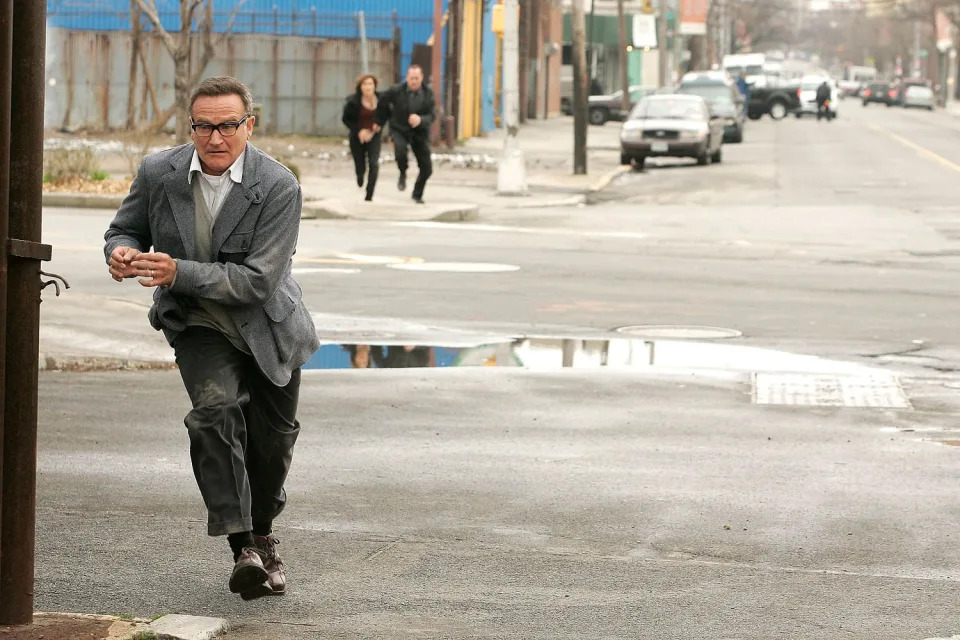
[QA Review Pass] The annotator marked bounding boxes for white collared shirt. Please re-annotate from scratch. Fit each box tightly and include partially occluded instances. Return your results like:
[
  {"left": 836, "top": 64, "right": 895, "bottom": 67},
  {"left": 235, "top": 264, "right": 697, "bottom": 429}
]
[{"left": 188, "top": 148, "right": 245, "bottom": 219}]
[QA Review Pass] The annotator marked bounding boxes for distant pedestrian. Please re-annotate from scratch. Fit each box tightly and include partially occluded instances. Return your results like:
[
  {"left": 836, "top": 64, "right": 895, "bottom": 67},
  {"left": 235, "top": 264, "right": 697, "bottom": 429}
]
[
  {"left": 342, "top": 74, "right": 382, "bottom": 202},
  {"left": 376, "top": 65, "right": 436, "bottom": 204},
  {"left": 736, "top": 73, "right": 750, "bottom": 117},
  {"left": 816, "top": 80, "right": 832, "bottom": 121},
  {"left": 103, "top": 75, "right": 319, "bottom": 602}
]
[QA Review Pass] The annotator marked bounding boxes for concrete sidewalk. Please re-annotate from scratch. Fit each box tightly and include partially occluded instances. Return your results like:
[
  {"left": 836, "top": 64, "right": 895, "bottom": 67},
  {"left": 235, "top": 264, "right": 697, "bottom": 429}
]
[{"left": 42, "top": 116, "right": 630, "bottom": 221}]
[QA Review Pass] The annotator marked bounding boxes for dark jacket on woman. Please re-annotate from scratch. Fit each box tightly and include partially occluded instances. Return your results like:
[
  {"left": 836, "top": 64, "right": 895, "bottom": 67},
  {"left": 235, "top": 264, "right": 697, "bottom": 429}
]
[{"left": 341, "top": 91, "right": 381, "bottom": 134}]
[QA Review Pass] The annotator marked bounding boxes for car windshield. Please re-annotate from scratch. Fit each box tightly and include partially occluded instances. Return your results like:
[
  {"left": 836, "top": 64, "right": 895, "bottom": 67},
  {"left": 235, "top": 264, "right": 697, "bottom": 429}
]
[
  {"left": 802, "top": 81, "right": 825, "bottom": 91},
  {"left": 631, "top": 98, "right": 703, "bottom": 120},
  {"left": 678, "top": 85, "right": 734, "bottom": 104}
]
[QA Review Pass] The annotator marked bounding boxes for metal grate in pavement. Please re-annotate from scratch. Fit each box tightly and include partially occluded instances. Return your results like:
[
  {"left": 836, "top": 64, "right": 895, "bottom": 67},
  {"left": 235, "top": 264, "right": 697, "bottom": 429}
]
[{"left": 753, "top": 373, "right": 912, "bottom": 408}]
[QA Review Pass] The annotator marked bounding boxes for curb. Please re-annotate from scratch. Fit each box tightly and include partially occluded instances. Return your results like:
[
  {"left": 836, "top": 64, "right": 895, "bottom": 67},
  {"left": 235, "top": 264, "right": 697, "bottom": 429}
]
[
  {"left": 42, "top": 192, "right": 125, "bottom": 209},
  {"left": 589, "top": 165, "right": 632, "bottom": 193},
  {"left": 39, "top": 353, "right": 176, "bottom": 372},
  {"left": 301, "top": 199, "right": 479, "bottom": 223},
  {"left": 33, "top": 612, "right": 228, "bottom": 640},
  {"left": 148, "top": 614, "right": 229, "bottom": 640}
]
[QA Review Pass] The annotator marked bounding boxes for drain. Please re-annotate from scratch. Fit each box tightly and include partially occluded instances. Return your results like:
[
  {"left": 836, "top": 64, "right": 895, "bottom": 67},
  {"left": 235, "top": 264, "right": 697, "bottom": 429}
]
[{"left": 614, "top": 325, "right": 742, "bottom": 339}]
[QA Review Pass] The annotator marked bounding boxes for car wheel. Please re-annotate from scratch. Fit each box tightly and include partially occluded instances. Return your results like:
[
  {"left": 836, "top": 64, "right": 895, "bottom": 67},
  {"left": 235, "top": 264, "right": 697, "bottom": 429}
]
[
  {"left": 696, "top": 149, "right": 710, "bottom": 166},
  {"left": 589, "top": 108, "right": 607, "bottom": 126},
  {"left": 795, "top": 112, "right": 803, "bottom": 119},
  {"left": 711, "top": 147, "right": 723, "bottom": 164},
  {"left": 620, "top": 153, "right": 632, "bottom": 166},
  {"left": 631, "top": 156, "right": 646, "bottom": 171},
  {"left": 733, "top": 127, "right": 744, "bottom": 144},
  {"left": 928, "top": 106, "right": 935, "bottom": 111},
  {"left": 769, "top": 100, "right": 788, "bottom": 120},
  {"left": 747, "top": 113, "right": 761, "bottom": 121}
]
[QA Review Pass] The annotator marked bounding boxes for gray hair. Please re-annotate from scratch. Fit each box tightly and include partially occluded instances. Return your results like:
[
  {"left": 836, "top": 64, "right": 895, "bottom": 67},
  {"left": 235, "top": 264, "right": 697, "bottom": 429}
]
[{"left": 189, "top": 76, "right": 254, "bottom": 116}]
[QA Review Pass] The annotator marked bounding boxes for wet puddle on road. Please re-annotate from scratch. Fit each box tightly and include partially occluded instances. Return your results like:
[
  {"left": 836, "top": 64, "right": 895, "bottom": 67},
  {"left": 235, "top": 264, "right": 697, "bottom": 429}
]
[{"left": 302, "top": 330, "right": 911, "bottom": 408}]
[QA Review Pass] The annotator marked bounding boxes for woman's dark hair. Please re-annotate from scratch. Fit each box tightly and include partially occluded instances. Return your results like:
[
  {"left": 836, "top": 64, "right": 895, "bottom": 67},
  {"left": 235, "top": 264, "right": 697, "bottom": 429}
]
[{"left": 354, "top": 74, "right": 379, "bottom": 93}]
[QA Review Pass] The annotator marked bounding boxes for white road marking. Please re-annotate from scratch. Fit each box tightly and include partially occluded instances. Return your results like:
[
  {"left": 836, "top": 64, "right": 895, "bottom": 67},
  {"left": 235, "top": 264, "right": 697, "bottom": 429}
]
[
  {"left": 392, "top": 221, "right": 649, "bottom": 240},
  {"left": 386, "top": 262, "right": 521, "bottom": 273},
  {"left": 292, "top": 267, "right": 361, "bottom": 275}
]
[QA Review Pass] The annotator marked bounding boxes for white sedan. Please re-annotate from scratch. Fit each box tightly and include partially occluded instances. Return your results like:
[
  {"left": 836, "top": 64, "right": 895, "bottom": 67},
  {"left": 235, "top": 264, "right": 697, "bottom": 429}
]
[{"left": 903, "top": 85, "right": 936, "bottom": 111}]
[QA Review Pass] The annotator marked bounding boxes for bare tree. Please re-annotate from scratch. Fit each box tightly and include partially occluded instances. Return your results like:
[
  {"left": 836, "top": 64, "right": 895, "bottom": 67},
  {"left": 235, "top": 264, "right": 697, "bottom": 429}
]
[{"left": 135, "top": 0, "right": 244, "bottom": 143}]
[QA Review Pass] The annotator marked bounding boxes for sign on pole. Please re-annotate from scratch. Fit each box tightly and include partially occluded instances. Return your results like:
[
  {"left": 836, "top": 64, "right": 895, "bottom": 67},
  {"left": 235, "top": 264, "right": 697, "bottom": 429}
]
[
  {"left": 632, "top": 14, "right": 658, "bottom": 49},
  {"left": 679, "top": 0, "right": 707, "bottom": 36}
]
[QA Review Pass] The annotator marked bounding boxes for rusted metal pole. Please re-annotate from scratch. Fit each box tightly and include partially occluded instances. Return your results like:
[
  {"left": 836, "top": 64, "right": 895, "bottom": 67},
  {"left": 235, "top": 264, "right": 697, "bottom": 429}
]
[
  {"left": 0, "top": 0, "right": 47, "bottom": 624},
  {"left": 0, "top": 0, "right": 14, "bottom": 608}
]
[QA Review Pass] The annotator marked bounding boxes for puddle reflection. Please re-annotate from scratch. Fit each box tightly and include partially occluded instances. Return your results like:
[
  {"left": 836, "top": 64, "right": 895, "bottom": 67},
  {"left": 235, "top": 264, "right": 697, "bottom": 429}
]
[
  {"left": 305, "top": 339, "right": 653, "bottom": 370},
  {"left": 304, "top": 336, "right": 887, "bottom": 376}
]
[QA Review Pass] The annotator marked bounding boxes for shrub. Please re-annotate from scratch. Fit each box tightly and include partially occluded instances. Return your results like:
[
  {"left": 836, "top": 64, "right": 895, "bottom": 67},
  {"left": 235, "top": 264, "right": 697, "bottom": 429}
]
[{"left": 43, "top": 147, "right": 101, "bottom": 182}]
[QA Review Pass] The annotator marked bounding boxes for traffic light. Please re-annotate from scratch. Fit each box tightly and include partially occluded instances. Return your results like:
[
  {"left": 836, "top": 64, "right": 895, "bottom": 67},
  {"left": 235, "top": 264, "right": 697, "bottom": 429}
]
[{"left": 642, "top": 0, "right": 654, "bottom": 14}]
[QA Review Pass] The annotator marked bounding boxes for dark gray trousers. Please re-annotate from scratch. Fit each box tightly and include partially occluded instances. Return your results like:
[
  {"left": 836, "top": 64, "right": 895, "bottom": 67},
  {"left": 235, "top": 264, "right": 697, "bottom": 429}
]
[{"left": 173, "top": 327, "right": 302, "bottom": 536}]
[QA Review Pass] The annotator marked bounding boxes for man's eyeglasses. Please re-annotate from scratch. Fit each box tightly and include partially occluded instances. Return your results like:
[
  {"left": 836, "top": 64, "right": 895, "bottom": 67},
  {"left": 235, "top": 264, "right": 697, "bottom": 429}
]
[{"left": 191, "top": 115, "right": 250, "bottom": 138}]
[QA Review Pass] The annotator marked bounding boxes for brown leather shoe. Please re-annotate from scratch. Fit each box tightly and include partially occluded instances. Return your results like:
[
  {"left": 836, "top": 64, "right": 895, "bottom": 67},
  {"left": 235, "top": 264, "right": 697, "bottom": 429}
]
[
  {"left": 254, "top": 534, "right": 286, "bottom": 595},
  {"left": 229, "top": 547, "right": 270, "bottom": 600}
]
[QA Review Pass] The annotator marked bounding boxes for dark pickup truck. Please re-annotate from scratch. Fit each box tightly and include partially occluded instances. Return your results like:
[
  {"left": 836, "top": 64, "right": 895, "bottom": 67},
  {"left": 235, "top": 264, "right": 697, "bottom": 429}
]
[{"left": 746, "top": 82, "right": 801, "bottom": 120}]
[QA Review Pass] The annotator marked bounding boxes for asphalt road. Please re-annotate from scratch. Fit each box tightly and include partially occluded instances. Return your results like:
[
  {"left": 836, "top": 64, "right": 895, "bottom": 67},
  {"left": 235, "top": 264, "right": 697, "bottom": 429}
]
[
  {"left": 32, "top": 99, "right": 960, "bottom": 638},
  {"left": 44, "top": 99, "right": 960, "bottom": 367}
]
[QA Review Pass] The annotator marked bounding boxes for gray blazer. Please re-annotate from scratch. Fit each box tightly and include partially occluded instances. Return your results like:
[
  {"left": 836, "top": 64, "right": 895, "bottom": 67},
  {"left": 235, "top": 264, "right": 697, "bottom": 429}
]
[{"left": 104, "top": 143, "right": 319, "bottom": 387}]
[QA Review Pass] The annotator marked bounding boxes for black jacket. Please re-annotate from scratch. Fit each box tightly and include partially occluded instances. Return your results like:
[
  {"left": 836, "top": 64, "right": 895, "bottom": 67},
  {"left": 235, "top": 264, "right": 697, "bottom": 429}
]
[
  {"left": 376, "top": 82, "right": 436, "bottom": 137},
  {"left": 341, "top": 91, "right": 381, "bottom": 133},
  {"left": 816, "top": 83, "right": 831, "bottom": 104}
]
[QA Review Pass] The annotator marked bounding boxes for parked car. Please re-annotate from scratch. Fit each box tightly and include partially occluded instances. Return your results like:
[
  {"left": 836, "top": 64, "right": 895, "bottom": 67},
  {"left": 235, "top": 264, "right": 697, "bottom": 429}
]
[
  {"left": 588, "top": 86, "right": 657, "bottom": 125},
  {"left": 677, "top": 71, "right": 746, "bottom": 143},
  {"left": 619, "top": 94, "right": 725, "bottom": 169},
  {"left": 903, "top": 85, "right": 936, "bottom": 110},
  {"left": 890, "top": 78, "right": 932, "bottom": 106},
  {"left": 746, "top": 79, "right": 801, "bottom": 120},
  {"left": 861, "top": 81, "right": 894, "bottom": 106},
  {"left": 795, "top": 76, "right": 838, "bottom": 119}
]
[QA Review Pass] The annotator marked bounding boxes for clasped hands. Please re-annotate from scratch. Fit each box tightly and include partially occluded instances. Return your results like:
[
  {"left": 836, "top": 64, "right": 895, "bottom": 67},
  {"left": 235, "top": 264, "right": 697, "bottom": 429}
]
[
  {"left": 108, "top": 246, "right": 176, "bottom": 287},
  {"left": 358, "top": 123, "right": 382, "bottom": 143}
]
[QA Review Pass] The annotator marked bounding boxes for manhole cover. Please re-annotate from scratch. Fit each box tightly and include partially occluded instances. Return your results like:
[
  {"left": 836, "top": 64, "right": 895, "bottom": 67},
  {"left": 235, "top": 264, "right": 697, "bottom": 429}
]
[
  {"left": 387, "top": 262, "right": 520, "bottom": 273},
  {"left": 614, "top": 325, "right": 742, "bottom": 339}
]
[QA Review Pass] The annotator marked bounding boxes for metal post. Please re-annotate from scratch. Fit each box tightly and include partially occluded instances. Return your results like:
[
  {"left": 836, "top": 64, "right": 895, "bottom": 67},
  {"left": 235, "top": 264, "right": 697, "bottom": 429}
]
[
  {"left": 914, "top": 20, "right": 922, "bottom": 79},
  {"left": 0, "top": 0, "right": 47, "bottom": 624},
  {"left": 618, "top": 0, "right": 629, "bottom": 113},
  {"left": 431, "top": 0, "right": 443, "bottom": 143},
  {"left": 358, "top": 11, "right": 370, "bottom": 74},
  {"left": 497, "top": 0, "right": 527, "bottom": 194},
  {"left": 658, "top": 0, "right": 668, "bottom": 86}
]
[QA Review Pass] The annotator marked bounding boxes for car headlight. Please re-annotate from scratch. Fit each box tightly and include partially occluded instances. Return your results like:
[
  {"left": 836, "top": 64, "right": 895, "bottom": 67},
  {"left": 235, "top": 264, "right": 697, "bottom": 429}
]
[
  {"left": 679, "top": 129, "right": 706, "bottom": 140},
  {"left": 620, "top": 125, "right": 644, "bottom": 139}
]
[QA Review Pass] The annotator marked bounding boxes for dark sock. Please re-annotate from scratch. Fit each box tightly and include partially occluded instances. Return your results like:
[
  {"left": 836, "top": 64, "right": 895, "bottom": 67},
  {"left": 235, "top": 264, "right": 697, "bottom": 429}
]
[
  {"left": 252, "top": 520, "right": 273, "bottom": 537},
  {"left": 228, "top": 531, "right": 255, "bottom": 561}
]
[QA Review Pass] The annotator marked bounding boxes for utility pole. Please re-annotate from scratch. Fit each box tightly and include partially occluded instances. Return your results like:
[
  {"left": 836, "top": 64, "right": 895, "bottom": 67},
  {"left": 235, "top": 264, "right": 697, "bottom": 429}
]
[
  {"left": 618, "top": 0, "right": 629, "bottom": 112},
  {"left": 497, "top": 0, "right": 527, "bottom": 194},
  {"left": 431, "top": 0, "right": 443, "bottom": 143},
  {"left": 572, "top": 0, "right": 588, "bottom": 174},
  {"left": 913, "top": 19, "right": 922, "bottom": 78},
  {"left": 2, "top": 0, "right": 63, "bottom": 624},
  {"left": 658, "top": 0, "right": 669, "bottom": 86}
]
